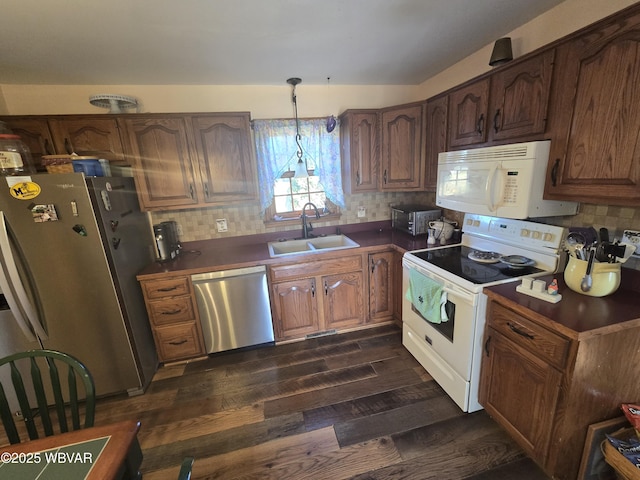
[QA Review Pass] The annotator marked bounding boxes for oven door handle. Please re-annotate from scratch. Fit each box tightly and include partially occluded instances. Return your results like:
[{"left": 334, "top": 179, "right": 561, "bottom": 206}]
[{"left": 442, "top": 285, "right": 477, "bottom": 306}]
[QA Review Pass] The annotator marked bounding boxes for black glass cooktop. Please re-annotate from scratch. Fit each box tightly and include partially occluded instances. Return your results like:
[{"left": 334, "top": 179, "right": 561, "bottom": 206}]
[{"left": 410, "top": 246, "right": 545, "bottom": 285}]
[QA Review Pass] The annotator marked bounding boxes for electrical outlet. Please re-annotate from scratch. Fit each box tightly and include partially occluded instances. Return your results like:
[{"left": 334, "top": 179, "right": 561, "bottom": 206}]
[
  {"left": 621, "top": 229, "right": 640, "bottom": 256},
  {"left": 357, "top": 206, "right": 366, "bottom": 218},
  {"left": 176, "top": 223, "right": 184, "bottom": 236},
  {"left": 216, "top": 218, "right": 228, "bottom": 233}
]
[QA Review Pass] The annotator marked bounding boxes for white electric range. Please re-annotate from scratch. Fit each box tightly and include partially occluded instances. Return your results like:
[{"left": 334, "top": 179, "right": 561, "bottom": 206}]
[{"left": 402, "top": 213, "right": 567, "bottom": 412}]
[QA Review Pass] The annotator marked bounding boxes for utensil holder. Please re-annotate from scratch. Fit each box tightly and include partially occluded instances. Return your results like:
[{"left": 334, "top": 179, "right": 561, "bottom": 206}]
[{"left": 564, "top": 256, "right": 621, "bottom": 297}]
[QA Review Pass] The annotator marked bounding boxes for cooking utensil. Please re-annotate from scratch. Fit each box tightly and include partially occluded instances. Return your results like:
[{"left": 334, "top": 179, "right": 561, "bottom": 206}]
[
  {"left": 580, "top": 249, "right": 596, "bottom": 292},
  {"left": 566, "top": 232, "right": 587, "bottom": 260},
  {"left": 599, "top": 227, "right": 610, "bottom": 243}
]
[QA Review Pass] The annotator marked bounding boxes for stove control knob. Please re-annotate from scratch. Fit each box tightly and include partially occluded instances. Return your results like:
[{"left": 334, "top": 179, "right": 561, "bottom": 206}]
[
  {"left": 520, "top": 229, "right": 530, "bottom": 237},
  {"left": 543, "top": 233, "right": 554, "bottom": 241},
  {"left": 532, "top": 231, "right": 542, "bottom": 240}
]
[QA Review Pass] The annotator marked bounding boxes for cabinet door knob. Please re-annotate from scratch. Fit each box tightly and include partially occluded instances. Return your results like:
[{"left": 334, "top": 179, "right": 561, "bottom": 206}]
[
  {"left": 551, "top": 159, "right": 560, "bottom": 187},
  {"left": 476, "top": 114, "right": 485, "bottom": 135},
  {"left": 484, "top": 336, "right": 491, "bottom": 356}
]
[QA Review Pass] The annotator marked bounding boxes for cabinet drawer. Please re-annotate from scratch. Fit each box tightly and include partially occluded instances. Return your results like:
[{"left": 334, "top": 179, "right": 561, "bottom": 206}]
[
  {"left": 154, "top": 322, "right": 205, "bottom": 362},
  {"left": 148, "top": 296, "right": 196, "bottom": 326},
  {"left": 142, "top": 276, "right": 191, "bottom": 300},
  {"left": 269, "top": 254, "right": 363, "bottom": 282},
  {"left": 487, "top": 302, "right": 570, "bottom": 369}
]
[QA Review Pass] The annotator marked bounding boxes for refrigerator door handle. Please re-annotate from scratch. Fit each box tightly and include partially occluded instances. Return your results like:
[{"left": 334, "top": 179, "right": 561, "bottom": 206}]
[{"left": 0, "top": 212, "right": 48, "bottom": 341}]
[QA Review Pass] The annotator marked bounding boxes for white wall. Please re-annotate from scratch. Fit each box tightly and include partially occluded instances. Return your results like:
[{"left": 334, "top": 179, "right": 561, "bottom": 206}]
[
  {"left": 415, "top": 0, "right": 638, "bottom": 99},
  {"left": 0, "top": 84, "right": 417, "bottom": 117}
]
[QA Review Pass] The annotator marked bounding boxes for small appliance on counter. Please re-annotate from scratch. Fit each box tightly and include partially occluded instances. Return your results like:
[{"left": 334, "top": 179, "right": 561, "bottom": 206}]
[
  {"left": 153, "top": 221, "right": 181, "bottom": 261},
  {"left": 391, "top": 205, "right": 441, "bottom": 236}
]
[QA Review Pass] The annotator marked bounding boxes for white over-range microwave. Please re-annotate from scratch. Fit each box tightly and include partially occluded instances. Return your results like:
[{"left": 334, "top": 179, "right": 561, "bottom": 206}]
[{"left": 436, "top": 140, "right": 579, "bottom": 219}]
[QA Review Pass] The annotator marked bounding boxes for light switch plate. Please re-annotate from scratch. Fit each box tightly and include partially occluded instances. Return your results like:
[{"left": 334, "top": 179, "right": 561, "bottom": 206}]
[
  {"left": 621, "top": 230, "right": 640, "bottom": 256},
  {"left": 216, "top": 218, "right": 228, "bottom": 233}
]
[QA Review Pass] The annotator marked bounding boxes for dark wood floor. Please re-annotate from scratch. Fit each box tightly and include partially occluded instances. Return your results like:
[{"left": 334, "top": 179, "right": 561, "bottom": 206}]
[{"left": 96, "top": 324, "right": 551, "bottom": 479}]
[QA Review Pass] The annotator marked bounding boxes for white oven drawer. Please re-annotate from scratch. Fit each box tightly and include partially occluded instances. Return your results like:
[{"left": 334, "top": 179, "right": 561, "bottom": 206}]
[{"left": 403, "top": 325, "right": 470, "bottom": 412}]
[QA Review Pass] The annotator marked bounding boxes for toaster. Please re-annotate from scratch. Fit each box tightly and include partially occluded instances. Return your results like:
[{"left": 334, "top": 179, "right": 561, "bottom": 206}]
[{"left": 391, "top": 205, "right": 442, "bottom": 236}]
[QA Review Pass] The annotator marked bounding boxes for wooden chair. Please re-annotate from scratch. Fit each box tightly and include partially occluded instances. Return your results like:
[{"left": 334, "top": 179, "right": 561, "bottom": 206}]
[
  {"left": 178, "top": 457, "right": 194, "bottom": 480},
  {"left": 0, "top": 349, "right": 95, "bottom": 444}
]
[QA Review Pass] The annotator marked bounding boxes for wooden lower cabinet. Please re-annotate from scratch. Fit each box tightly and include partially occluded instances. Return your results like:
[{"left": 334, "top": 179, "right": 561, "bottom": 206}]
[
  {"left": 368, "top": 250, "right": 395, "bottom": 323},
  {"left": 479, "top": 297, "right": 640, "bottom": 480},
  {"left": 269, "top": 254, "right": 365, "bottom": 341},
  {"left": 139, "top": 275, "right": 206, "bottom": 363},
  {"left": 480, "top": 325, "right": 562, "bottom": 462}
]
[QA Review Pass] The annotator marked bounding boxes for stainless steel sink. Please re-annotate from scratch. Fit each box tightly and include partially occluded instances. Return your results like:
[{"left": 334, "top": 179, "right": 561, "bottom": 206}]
[{"left": 267, "top": 234, "right": 360, "bottom": 257}]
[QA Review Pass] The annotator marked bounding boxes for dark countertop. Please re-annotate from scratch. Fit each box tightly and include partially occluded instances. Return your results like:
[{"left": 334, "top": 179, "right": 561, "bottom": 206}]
[
  {"left": 484, "top": 269, "right": 640, "bottom": 339},
  {"left": 137, "top": 221, "right": 437, "bottom": 280}
]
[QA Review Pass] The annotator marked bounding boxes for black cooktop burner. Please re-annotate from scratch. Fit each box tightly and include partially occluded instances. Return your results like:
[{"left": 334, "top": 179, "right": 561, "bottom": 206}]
[{"left": 410, "top": 246, "right": 545, "bottom": 285}]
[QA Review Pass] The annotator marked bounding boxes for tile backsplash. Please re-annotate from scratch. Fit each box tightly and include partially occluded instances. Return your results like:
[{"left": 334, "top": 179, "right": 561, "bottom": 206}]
[{"left": 151, "top": 195, "right": 640, "bottom": 270}]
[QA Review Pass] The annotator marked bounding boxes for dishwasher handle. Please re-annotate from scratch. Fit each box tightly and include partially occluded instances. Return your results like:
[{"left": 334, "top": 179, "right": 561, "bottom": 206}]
[{"left": 191, "top": 265, "right": 266, "bottom": 282}]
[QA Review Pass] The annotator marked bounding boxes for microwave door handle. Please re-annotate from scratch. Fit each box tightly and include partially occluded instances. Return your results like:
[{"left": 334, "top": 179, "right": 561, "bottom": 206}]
[
  {"left": 0, "top": 212, "right": 48, "bottom": 341},
  {"left": 485, "top": 163, "right": 500, "bottom": 213}
]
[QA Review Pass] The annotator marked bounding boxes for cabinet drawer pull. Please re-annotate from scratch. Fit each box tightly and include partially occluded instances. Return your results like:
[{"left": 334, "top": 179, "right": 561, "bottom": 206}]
[
  {"left": 161, "top": 309, "right": 182, "bottom": 315},
  {"left": 157, "top": 286, "right": 179, "bottom": 292},
  {"left": 484, "top": 336, "right": 491, "bottom": 356},
  {"left": 507, "top": 321, "right": 535, "bottom": 339},
  {"left": 168, "top": 339, "right": 188, "bottom": 346}
]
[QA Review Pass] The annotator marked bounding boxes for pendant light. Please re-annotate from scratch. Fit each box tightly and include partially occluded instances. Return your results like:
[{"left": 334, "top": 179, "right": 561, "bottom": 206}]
[
  {"left": 326, "top": 77, "right": 337, "bottom": 133},
  {"left": 287, "top": 77, "right": 308, "bottom": 178}
]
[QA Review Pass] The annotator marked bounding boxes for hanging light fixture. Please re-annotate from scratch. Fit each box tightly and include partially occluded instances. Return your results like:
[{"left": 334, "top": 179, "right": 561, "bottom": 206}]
[{"left": 287, "top": 77, "right": 308, "bottom": 178}]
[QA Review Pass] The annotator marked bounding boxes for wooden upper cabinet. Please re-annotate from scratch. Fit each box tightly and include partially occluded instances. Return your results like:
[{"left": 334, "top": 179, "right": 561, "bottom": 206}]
[
  {"left": 489, "top": 50, "right": 554, "bottom": 141},
  {"left": 340, "top": 110, "right": 379, "bottom": 193},
  {"left": 48, "top": 117, "right": 127, "bottom": 162},
  {"left": 380, "top": 102, "right": 425, "bottom": 190},
  {"left": 447, "top": 78, "right": 489, "bottom": 148},
  {"left": 123, "top": 116, "right": 199, "bottom": 210},
  {"left": 0, "top": 117, "right": 55, "bottom": 171},
  {"left": 424, "top": 95, "right": 448, "bottom": 191},
  {"left": 190, "top": 113, "right": 257, "bottom": 204},
  {"left": 545, "top": 9, "right": 640, "bottom": 206}
]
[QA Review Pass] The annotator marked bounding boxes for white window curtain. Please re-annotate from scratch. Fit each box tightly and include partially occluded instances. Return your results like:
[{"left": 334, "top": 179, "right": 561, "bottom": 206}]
[{"left": 253, "top": 118, "right": 345, "bottom": 213}]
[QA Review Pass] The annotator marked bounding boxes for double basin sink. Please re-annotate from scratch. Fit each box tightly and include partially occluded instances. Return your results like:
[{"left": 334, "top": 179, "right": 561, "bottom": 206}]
[{"left": 268, "top": 234, "right": 360, "bottom": 258}]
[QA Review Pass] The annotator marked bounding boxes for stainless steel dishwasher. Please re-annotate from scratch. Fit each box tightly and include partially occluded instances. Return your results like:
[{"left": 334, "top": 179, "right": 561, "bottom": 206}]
[{"left": 191, "top": 266, "right": 274, "bottom": 353}]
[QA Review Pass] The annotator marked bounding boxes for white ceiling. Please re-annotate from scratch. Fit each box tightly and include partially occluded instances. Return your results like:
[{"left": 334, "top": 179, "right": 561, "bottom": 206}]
[{"left": 1, "top": 0, "right": 566, "bottom": 86}]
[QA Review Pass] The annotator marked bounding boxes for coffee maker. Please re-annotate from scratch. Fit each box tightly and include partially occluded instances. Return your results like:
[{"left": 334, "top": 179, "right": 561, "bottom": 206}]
[{"left": 153, "top": 221, "right": 181, "bottom": 261}]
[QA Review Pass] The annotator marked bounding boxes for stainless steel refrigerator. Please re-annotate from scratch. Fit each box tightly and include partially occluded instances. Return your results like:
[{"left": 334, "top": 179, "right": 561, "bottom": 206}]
[{"left": 0, "top": 173, "right": 158, "bottom": 409}]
